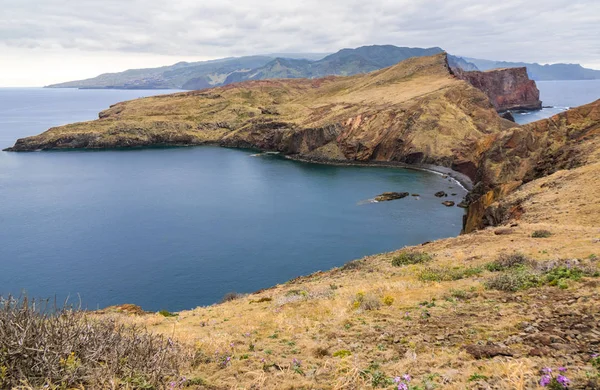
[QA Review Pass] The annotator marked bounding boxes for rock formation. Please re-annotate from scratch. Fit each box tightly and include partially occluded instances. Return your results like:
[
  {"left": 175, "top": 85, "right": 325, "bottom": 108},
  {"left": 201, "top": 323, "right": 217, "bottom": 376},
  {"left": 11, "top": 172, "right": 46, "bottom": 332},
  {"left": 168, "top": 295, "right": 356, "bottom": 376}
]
[
  {"left": 463, "top": 98, "right": 600, "bottom": 232},
  {"left": 5, "top": 53, "right": 515, "bottom": 184},
  {"left": 453, "top": 67, "right": 542, "bottom": 111}
]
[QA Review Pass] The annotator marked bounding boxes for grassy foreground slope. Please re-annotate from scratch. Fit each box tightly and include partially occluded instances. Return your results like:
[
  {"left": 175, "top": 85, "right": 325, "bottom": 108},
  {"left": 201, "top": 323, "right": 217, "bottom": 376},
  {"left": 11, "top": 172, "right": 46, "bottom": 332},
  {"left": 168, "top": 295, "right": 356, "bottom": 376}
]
[{"left": 93, "top": 102, "right": 599, "bottom": 389}]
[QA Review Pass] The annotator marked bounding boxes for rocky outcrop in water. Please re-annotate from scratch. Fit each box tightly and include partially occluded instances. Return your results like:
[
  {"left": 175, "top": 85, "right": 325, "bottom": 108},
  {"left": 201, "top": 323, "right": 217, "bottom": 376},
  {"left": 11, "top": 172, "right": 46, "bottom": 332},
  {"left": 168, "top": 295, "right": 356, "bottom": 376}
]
[
  {"left": 374, "top": 192, "right": 409, "bottom": 201},
  {"left": 453, "top": 67, "right": 542, "bottom": 111}
]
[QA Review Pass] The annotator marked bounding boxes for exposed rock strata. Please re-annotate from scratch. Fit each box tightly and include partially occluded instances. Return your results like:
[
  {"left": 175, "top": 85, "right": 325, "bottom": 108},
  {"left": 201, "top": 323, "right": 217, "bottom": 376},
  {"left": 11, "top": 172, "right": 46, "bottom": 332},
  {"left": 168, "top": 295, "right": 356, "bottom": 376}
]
[
  {"left": 453, "top": 67, "right": 542, "bottom": 111},
  {"left": 463, "top": 99, "right": 600, "bottom": 232}
]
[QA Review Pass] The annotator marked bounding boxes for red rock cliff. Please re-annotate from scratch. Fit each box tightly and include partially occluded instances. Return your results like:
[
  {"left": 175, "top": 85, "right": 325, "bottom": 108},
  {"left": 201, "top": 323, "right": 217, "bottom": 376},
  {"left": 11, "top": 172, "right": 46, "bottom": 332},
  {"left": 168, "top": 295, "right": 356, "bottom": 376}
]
[{"left": 453, "top": 67, "right": 542, "bottom": 111}]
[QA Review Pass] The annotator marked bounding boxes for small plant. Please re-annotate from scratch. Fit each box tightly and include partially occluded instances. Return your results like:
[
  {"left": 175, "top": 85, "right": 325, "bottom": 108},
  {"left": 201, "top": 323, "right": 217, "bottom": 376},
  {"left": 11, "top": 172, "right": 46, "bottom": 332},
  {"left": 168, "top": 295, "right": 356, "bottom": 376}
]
[
  {"left": 468, "top": 373, "right": 489, "bottom": 382},
  {"left": 159, "top": 309, "right": 178, "bottom": 317},
  {"left": 359, "top": 362, "right": 393, "bottom": 388},
  {"left": 393, "top": 374, "right": 411, "bottom": 390},
  {"left": 539, "top": 367, "right": 570, "bottom": 389},
  {"left": 486, "top": 252, "right": 531, "bottom": 271},
  {"left": 591, "top": 353, "right": 600, "bottom": 375},
  {"left": 392, "top": 251, "right": 432, "bottom": 267},
  {"left": 291, "top": 358, "right": 303, "bottom": 375},
  {"left": 532, "top": 229, "right": 553, "bottom": 238},
  {"left": 333, "top": 349, "right": 352, "bottom": 358},
  {"left": 382, "top": 295, "right": 395, "bottom": 306}
]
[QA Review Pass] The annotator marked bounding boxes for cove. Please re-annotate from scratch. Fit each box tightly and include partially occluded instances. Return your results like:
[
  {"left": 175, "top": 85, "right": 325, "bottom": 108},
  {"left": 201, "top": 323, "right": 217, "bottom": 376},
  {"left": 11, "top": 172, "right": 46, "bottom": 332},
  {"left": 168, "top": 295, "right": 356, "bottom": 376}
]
[{"left": 0, "top": 146, "right": 466, "bottom": 311}]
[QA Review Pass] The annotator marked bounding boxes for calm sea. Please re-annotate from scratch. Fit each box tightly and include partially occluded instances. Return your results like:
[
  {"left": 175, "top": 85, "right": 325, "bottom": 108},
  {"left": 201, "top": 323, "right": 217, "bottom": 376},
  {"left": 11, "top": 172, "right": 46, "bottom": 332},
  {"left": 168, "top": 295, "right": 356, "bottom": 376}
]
[
  {"left": 0, "top": 80, "right": 597, "bottom": 311},
  {"left": 0, "top": 88, "right": 467, "bottom": 311}
]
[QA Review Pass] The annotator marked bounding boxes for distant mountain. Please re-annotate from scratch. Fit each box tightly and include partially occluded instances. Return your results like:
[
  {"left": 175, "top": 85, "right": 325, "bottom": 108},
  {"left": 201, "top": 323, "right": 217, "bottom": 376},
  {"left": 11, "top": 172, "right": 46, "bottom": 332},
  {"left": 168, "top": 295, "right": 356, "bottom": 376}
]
[
  {"left": 49, "top": 45, "right": 599, "bottom": 90},
  {"left": 47, "top": 56, "right": 275, "bottom": 89},
  {"left": 463, "top": 58, "right": 600, "bottom": 80},
  {"left": 224, "top": 45, "right": 448, "bottom": 84},
  {"left": 47, "top": 45, "right": 467, "bottom": 90}
]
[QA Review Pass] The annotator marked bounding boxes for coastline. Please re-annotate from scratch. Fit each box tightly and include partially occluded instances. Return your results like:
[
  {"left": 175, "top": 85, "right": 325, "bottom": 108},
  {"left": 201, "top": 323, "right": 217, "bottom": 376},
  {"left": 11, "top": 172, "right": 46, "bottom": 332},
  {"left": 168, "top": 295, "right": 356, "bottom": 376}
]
[{"left": 284, "top": 154, "right": 473, "bottom": 191}]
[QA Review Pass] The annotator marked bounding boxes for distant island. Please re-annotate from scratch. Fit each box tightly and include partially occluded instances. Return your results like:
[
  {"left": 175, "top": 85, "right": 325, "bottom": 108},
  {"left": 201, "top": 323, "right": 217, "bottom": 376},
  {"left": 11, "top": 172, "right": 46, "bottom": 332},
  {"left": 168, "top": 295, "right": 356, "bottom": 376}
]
[{"left": 45, "top": 44, "right": 600, "bottom": 90}]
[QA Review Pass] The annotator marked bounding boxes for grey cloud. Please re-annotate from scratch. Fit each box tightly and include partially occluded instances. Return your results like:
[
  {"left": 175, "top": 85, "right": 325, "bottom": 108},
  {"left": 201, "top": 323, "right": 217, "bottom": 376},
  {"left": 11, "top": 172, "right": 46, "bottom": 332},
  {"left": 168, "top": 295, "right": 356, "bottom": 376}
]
[{"left": 0, "top": 0, "right": 598, "bottom": 65}]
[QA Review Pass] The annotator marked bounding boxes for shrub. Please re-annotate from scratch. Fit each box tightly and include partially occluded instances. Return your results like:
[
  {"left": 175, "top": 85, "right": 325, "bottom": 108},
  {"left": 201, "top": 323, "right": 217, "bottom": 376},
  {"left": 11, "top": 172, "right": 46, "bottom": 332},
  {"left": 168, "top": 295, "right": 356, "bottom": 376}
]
[
  {"left": 220, "top": 292, "right": 241, "bottom": 303},
  {"left": 382, "top": 295, "right": 395, "bottom": 306},
  {"left": 0, "top": 296, "right": 188, "bottom": 389},
  {"left": 486, "top": 252, "right": 531, "bottom": 272},
  {"left": 418, "top": 266, "right": 483, "bottom": 282},
  {"left": 351, "top": 292, "right": 381, "bottom": 311},
  {"left": 532, "top": 230, "right": 553, "bottom": 238},
  {"left": 484, "top": 269, "right": 541, "bottom": 292},
  {"left": 341, "top": 259, "right": 365, "bottom": 271},
  {"left": 392, "top": 251, "right": 432, "bottom": 267},
  {"left": 159, "top": 309, "right": 178, "bottom": 317}
]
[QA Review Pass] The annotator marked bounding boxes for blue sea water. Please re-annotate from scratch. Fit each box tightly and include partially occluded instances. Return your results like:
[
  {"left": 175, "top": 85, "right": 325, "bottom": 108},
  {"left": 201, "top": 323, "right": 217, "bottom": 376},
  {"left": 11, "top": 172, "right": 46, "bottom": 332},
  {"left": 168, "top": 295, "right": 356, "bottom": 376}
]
[
  {"left": 0, "top": 88, "right": 467, "bottom": 311},
  {"left": 513, "top": 79, "right": 600, "bottom": 124},
  {"left": 0, "top": 80, "right": 597, "bottom": 311}
]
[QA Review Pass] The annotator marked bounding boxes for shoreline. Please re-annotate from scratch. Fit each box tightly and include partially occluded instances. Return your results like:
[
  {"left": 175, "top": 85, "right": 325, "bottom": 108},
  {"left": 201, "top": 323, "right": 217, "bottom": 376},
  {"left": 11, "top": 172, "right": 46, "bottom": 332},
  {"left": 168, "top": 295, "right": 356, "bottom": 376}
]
[{"left": 284, "top": 154, "right": 473, "bottom": 191}]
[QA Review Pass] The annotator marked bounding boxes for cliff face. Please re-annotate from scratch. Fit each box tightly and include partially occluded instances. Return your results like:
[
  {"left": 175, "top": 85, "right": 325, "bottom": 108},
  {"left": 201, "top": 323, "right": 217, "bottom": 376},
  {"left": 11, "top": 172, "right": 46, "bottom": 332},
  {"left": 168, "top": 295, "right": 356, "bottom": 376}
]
[
  {"left": 5, "top": 53, "right": 514, "bottom": 181},
  {"left": 453, "top": 67, "right": 542, "bottom": 111},
  {"left": 463, "top": 98, "right": 600, "bottom": 232}
]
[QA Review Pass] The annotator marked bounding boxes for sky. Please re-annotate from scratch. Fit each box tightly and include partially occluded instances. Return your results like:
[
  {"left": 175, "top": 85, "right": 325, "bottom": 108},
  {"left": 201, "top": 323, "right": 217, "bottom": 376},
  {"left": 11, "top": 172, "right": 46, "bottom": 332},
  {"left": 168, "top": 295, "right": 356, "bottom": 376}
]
[{"left": 1, "top": 0, "right": 599, "bottom": 87}]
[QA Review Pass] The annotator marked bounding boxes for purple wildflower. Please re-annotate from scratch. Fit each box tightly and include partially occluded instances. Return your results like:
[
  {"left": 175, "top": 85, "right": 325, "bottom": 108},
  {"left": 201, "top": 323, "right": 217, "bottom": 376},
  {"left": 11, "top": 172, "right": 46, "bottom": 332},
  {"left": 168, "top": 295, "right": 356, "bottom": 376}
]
[
  {"left": 558, "top": 367, "right": 567, "bottom": 372},
  {"left": 397, "top": 383, "right": 408, "bottom": 390},
  {"left": 403, "top": 374, "right": 411, "bottom": 382},
  {"left": 542, "top": 367, "right": 552, "bottom": 374},
  {"left": 592, "top": 353, "right": 599, "bottom": 358},
  {"left": 393, "top": 376, "right": 401, "bottom": 383},
  {"left": 540, "top": 374, "right": 551, "bottom": 387},
  {"left": 556, "top": 375, "right": 570, "bottom": 386}
]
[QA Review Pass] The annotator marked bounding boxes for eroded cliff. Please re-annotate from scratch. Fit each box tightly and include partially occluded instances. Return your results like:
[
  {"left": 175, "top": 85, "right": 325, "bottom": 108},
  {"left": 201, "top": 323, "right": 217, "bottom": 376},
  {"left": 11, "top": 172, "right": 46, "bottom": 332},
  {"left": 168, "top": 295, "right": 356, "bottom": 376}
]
[
  {"left": 453, "top": 67, "right": 542, "bottom": 111},
  {"left": 464, "top": 98, "right": 600, "bottom": 232}
]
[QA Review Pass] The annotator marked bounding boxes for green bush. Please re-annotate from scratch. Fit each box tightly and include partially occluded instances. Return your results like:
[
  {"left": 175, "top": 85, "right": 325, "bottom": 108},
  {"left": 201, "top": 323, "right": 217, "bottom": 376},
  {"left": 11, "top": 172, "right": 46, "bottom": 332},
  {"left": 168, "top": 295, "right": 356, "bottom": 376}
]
[
  {"left": 486, "top": 252, "right": 531, "bottom": 272},
  {"left": 532, "top": 229, "right": 552, "bottom": 238},
  {"left": 545, "top": 266, "right": 583, "bottom": 285},
  {"left": 159, "top": 309, "right": 178, "bottom": 317},
  {"left": 391, "top": 251, "right": 432, "bottom": 267}
]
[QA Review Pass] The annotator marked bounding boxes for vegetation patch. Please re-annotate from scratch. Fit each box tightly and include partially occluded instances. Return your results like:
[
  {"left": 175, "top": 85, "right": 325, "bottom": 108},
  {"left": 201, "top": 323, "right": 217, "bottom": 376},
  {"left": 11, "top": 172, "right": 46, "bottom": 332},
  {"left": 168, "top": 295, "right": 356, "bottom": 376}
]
[
  {"left": 391, "top": 251, "right": 432, "bottom": 267},
  {"left": 485, "top": 252, "right": 531, "bottom": 271},
  {"left": 484, "top": 268, "right": 542, "bottom": 291},
  {"left": 159, "top": 309, "right": 178, "bottom": 317},
  {"left": 351, "top": 292, "right": 381, "bottom": 311},
  {"left": 332, "top": 349, "right": 352, "bottom": 358},
  {"left": 0, "top": 296, "right": 188, "bottom": 389},
  {"left": 220, "top": 292, "right": 242, "bottom": 303},
  {"left": 532, "top": 229, "right": 553, "bottom": 238}
]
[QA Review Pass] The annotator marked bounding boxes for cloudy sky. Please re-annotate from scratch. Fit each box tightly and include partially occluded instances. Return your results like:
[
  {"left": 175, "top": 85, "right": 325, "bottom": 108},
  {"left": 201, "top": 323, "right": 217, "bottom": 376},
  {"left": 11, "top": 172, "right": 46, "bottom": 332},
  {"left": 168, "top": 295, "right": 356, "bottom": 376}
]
[{"left": 1, "top": 0, "right": 599, "bottom": 86}]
